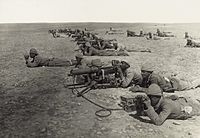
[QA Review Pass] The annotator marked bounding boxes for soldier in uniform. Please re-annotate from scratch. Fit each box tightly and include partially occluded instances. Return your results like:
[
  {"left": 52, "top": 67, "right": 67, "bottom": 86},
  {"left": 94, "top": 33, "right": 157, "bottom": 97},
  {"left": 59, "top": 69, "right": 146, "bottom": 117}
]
[
  {"left": 139, "top": 29, "right": 144, "bottom": 37},
  {"left": 184, "top": 32, "right": 189, "bottom": 39},
  {"left": 140, "top": 84, "right": 200, "bottom": 125},
  {"left": 115, "top": 61, "right": 143, "bottom": 88},
  {"left": 83, "top": 42, "right": 129, "bottom": 56},
  {"left": 71, "top": 53, "right": 89, "bottom": 68},
  {"left": 185, "top": 38, "right": 200, "bottom": 47},
  {"left": 129, "top": 63, "right": 200, "bottom": 93},
  {"left": 24, "top": 48, "right": 72, "bottom": 67},
  {"left": 156, "top": 29, "right": 163, "bottom": 37}
]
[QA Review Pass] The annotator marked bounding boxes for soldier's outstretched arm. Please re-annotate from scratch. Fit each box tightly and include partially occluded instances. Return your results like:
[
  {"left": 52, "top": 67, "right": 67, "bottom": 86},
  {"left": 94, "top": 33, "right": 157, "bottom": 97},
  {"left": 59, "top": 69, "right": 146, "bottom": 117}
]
[
  {"left": 121, "top": 71, "right": 135, "bottom": 88},
  {"left": 129, "top": 85, "right": 147, "bottom": 93},
  {"left": 144, "top": 101, "right": 172, "bottom": 126}
]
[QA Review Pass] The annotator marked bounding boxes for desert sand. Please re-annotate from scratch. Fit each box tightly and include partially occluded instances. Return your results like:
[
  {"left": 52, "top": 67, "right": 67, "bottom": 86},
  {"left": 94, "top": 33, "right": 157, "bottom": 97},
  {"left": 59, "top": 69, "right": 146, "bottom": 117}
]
[{"left": 0, "top": 23, "right": 200, "bottom": 138}]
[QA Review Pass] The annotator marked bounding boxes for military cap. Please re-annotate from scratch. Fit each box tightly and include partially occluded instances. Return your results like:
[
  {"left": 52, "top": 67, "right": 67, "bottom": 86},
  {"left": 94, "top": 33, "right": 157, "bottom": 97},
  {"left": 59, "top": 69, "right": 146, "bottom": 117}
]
[
  {"left": 120, "top": 61, "right": 130, "bottom": 70},
  {"left": 146, "top": 84, "right": 162, "bottom": 96},
  {"left": 30, "top": 48, "right": 38, "bottom": 55},
  {"left": 141, "top": 63, "right": 154, "bottom": 72}
]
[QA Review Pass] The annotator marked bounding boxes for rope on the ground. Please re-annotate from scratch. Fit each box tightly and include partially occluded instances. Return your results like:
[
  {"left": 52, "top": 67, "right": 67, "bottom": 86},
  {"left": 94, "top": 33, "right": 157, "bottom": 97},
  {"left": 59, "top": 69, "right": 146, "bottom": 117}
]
[{"left": 71, "top": 77, "right": 123, "bottom": 117}]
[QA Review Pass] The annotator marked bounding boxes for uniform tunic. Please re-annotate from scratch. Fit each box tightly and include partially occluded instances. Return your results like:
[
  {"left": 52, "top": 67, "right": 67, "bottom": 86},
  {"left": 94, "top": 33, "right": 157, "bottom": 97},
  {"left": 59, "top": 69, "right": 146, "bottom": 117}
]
[
  {"left": 141, "top": 73, "right": 198, "bottom": 92},
  {"left": 84, "top": 47, "right": 129, "bottom": 56},
  {"left": 144, "top": 97, "right": 199, "bottom": 125},
  {"left": 26, "top": 55, "right": 71, "bottom": 67},
  {"left": 121, "top": 69, "right": 143, "bottom": 88}
]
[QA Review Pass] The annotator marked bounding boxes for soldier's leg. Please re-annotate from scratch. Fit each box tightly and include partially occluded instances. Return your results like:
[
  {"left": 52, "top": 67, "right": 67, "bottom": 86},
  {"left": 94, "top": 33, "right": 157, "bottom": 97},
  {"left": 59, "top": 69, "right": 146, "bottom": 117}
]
[
  {"left": 117, "top": 50, "right": 129, "bottom": 56},
  {"left": 48, "top": 58, "right": 71, "bottom": 67},
  {"left": 98, "top": 50, "right": 117, "bottom": 56},
  {"left": 178, "top": 79, "right": 193, "bottom": 90},
  {"left": 182, "top": 98, "right": 200, "bottom": 116},
  {"left": 177, "top": 78, "right": 200, "bottom": 90}
]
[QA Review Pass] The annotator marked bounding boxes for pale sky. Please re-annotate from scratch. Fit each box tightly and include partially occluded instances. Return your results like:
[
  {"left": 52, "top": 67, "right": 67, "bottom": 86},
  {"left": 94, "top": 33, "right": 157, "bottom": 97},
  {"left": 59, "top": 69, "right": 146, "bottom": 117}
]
[{"left": 0, "top": 0, "right": 200, "bottom": 23}]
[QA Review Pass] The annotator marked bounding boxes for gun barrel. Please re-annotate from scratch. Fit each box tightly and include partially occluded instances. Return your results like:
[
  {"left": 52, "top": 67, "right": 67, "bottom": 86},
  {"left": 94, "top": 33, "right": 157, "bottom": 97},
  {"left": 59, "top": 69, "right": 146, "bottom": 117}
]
[
  {"left": 70, "top": 66, "right": 117, "bottom": 76},
  {"left": 70, "top": 67, "right": 99, "bottom": 75}
]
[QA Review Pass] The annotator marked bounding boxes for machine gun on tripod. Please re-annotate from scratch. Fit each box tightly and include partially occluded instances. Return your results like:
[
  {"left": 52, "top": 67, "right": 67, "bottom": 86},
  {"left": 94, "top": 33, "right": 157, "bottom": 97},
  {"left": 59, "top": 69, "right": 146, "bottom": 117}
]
[{"left": 66, "top": 60, "right": 124, "bottom": 97}]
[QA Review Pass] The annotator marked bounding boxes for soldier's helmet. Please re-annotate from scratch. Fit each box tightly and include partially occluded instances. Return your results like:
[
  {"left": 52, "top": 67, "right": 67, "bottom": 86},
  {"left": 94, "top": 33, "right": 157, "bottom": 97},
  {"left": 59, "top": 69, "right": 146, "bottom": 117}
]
[
  {"left": 146, "top": 84, "right": 162, "bottom": 96},
  {"left": 91, "top": 59, "right": 103, "bottom": 67},
  {"left": 120, "top": 61, "right": 130, "bottom": 70},
  {"left": 141, "top": 62, "right": 154, "bottom": 72},
  {"left": 30, "top": 48, "right": 38, "bottom": 55}
]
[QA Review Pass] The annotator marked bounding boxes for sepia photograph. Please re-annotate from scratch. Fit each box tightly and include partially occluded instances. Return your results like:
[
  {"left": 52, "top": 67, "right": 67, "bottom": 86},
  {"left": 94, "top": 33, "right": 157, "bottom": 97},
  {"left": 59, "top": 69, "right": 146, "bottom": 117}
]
[{"left": 0, "top": 0, "right": 200, "bottom": 137}]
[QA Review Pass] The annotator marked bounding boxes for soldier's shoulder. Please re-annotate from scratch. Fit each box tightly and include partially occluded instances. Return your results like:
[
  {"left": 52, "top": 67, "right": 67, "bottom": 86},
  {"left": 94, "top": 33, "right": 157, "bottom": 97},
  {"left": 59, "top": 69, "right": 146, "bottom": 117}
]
[
  {"left": 161, "top": 98, "right": 175, "bottom": 107},
  {"left": 151, "top": 73, "right": 162, "bottom": 78},
  {"left": 34, "top": 55, "right": 42, "bottom": 60}
]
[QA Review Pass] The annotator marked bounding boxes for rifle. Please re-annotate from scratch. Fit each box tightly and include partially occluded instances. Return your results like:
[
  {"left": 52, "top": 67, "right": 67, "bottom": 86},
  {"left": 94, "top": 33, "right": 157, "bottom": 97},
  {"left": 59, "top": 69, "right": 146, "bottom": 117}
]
[{"left": 119, "top": 95, "right": 148, "bottom": 115}]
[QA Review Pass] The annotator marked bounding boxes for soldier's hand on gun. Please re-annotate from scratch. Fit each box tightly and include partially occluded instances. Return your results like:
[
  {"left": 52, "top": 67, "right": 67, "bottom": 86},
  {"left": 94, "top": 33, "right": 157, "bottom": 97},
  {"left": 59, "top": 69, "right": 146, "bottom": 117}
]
[
  {"left": 129, "top": 85, "right": 143, "bottom": 92},
  {"left": 143, "top": 98, "right": 151, "bottom": 110}
]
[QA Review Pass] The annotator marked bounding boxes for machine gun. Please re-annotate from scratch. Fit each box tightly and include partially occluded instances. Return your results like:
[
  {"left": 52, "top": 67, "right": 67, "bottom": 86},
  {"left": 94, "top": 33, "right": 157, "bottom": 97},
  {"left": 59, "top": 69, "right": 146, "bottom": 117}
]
[
  {"left": 119, "top": 95, "right": 148, "bottom": 114},
  {"left": 66, "top": 60, "right": 123, "bottom": 96}
]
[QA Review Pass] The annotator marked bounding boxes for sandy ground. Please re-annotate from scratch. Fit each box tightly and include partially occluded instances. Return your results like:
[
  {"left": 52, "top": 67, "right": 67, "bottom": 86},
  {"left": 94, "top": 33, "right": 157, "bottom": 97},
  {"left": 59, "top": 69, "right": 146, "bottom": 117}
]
[{"left": 0, "top": 23, "right": 200, "bottom": 138}]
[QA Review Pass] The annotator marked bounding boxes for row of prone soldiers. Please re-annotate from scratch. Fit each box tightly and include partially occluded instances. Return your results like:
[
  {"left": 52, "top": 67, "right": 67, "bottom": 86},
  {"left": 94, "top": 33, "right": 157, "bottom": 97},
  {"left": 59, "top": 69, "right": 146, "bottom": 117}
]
[
  {"left": 49, "top": 28, "right": 91, "bottom": 38},
  {"left": 49, "top": 27, "right": 200, "bottom": 48},
  {"left": 24, "top": 49, "right": 200, "bottom": 125},
  {"left": 127, "top": 29, "right": 175, "bottom": 39},
  {"left": 49, "top": 27, "right": 151, "bottom": 56},
  {"left": 70, "top": 55, "right": 200, "bottom": 126}
]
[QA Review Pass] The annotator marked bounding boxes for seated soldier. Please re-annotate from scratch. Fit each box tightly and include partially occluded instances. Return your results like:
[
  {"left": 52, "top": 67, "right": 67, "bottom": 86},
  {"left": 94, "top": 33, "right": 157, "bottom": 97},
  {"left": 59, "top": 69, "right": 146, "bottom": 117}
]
[
  {"left": 115, "top": 60, "right": 143, "bottom": 88},
  {"left": 184, "top": 32, "right": 189, "bottom": 39},
  {"left": 139, "top": 29, "right": 144, "bottom": 37},
  {"left": 139, "top": 84, "right": 200, "bottom": 125},
  {"left": 146, "top": 32, "right": 153, "bottom": 39},
  {"left": 130, "top": 63, "right": 200, "bottom": 93},
  {"left": 24, "top": 48, "right": 72, "bottom": 67},
  {"left": 156, "top": 29, "right": 163, "bottom": 37}
]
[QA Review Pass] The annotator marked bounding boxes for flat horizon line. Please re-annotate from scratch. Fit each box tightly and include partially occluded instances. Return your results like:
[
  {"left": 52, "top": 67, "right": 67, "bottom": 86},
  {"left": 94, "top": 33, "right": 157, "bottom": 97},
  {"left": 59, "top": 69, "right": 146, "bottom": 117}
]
[{"left": 1, "top": 21, "right": 200, "bottom": 24}]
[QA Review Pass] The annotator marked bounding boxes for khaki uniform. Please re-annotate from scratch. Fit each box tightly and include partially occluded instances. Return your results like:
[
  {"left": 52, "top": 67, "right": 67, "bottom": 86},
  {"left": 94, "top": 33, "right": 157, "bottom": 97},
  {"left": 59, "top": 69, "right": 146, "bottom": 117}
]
[
  {"left": 121, "top": 69, "right": 143, "bottom": 88},
  {"left": 141, "top": 73, "right": 199, "bottom": 92},
  {"left": 84, "top": 47, "right": 129, "bottom": 56},
  {"left": 26, "top": 55, "right": 71, "bottom": 67},
  {"left": 141, "top": 73, "right": 172, "bottom": 92},
  {"left": 185, "top": 39, "right": 200, "bottom": 47},
  {"left": 71, "top": 58, "right": 90, "bottom": 68},
  {"left": 144, "top": 97, "right": 199, "bottom": 125}
]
